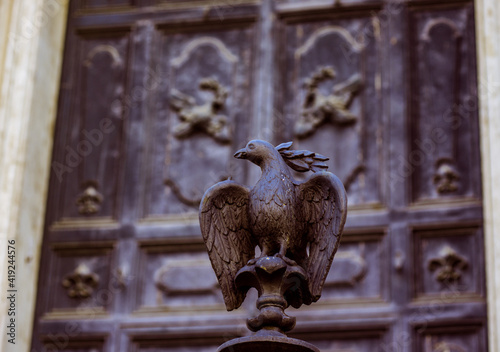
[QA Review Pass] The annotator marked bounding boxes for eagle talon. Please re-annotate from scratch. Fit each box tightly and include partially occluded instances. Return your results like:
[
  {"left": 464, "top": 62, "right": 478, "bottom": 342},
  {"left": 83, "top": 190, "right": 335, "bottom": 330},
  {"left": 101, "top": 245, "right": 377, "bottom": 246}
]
[
  {"left": 247, "top": 258, "right": 257, "bottom": 266},
  {"left": 273, "top": 253, "right": 298, "bottom": 266},
  {"left": 283, "top": 257, "right": 298, "bottom": 266}
]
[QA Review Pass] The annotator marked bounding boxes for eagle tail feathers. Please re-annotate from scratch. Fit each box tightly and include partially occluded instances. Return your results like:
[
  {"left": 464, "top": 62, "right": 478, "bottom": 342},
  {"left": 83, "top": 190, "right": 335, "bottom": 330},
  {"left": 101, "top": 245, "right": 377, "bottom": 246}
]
[{"left": 275, "top": 141, "right": 330, "bottom": 173}]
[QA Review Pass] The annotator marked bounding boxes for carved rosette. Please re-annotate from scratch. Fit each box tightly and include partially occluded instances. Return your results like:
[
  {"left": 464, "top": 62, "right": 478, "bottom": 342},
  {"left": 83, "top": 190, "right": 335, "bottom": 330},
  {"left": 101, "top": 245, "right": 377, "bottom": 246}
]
[{"left": 62, "top": 263, "right": 99, "bottom": 299}]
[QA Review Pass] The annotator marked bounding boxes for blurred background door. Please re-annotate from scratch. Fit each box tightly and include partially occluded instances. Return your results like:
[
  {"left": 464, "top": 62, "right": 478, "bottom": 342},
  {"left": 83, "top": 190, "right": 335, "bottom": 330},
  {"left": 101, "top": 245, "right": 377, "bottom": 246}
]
[{"left": 32, "top": 1, "right": 487, "bottom": 351}]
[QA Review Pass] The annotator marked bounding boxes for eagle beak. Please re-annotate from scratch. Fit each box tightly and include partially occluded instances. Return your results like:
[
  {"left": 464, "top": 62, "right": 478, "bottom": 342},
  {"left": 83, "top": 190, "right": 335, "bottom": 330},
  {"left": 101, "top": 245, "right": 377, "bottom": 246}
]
[{"left": 234, "top": 148, "right": 247, "bottom": 159}]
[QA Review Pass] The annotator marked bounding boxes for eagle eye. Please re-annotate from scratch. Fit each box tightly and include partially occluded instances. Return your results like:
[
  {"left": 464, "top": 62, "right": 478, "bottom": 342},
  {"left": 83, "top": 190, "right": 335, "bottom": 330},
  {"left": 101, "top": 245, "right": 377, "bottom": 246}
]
[{"left": 248, "top": 143, "right": 255, "bottom": 150}]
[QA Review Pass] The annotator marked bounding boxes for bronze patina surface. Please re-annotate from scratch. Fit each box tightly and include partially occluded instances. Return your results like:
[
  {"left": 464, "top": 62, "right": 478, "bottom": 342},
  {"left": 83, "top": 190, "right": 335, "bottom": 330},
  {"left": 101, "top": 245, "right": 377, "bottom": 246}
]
[
  {"left": 199, "top": 140, "right": 347, "bottom": 350},
  {"left": 217, "top": 334, "right": 320, "bottom": 352}
]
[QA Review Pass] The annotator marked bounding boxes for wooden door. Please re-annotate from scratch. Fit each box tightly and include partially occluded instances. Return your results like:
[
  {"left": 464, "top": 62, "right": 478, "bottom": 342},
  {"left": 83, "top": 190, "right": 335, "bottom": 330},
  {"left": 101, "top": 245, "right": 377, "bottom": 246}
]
[{"left": 32, "top": 0, "right": 487, "bottom": 351}]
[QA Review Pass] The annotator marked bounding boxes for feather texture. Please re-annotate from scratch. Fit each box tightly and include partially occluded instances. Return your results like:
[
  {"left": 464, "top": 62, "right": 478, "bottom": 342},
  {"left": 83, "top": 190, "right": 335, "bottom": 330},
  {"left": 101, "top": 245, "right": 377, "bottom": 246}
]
[
  {"left": 200, "top": 181, "right": 255, "bottom": 311},
  {"left": 275, "top": 141, "right": 329, "bottom": 172},
  {"left": 200, "top": 140, "right": 347, "bottom": 311},
  {"left": 298, "top": 171, "right": 347, "bottom": 300}
]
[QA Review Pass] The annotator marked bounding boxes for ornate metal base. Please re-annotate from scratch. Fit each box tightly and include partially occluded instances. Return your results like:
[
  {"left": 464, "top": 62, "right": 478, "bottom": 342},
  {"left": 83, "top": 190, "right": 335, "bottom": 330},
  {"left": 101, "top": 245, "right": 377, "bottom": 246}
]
[
  {"left": 218, "top": 257, "right": 320, "bottom": 352},
  {"left": 235, "top": 256, "right": 313, "bottom": 334},
  {"left": 217, "top": 334, "right": 319, "bottom": 352}
]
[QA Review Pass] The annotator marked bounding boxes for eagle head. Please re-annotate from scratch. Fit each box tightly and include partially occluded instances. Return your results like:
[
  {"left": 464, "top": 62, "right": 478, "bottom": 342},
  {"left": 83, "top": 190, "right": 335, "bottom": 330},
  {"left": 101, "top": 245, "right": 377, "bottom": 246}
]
[{"left": 233, "top": 140, "right": 276, "bottom": 166}]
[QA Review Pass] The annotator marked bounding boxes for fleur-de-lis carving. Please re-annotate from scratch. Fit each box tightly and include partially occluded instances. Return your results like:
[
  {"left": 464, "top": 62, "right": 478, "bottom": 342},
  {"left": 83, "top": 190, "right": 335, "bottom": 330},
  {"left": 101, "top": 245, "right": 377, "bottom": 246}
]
[
  {"left": 295, "top": 66, "right": 362, "bottom": 138},
  {"left": 428, "top": 246, "right": 468, "bottom": 284},
  {"left": 62, "top": 263, "right": 99, "bottom": 299},
  {"left": 170, "top": 77, "right": 231, "bottom": 143},
  {"left": 76, "top": 181, "right": 103, "bottom": 215}
]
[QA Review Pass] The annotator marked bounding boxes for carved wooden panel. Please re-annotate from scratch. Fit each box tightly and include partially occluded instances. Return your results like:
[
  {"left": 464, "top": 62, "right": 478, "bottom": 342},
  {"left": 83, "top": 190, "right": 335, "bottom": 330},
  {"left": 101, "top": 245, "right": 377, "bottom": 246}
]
[
  {"left": 154, "top": 0, "right": 228, "bottom": 4},
  {"left": 136, "top": 241, "right": 224, "bottom": 313},
  {"left": 42, "top": 242, "right": 115, "bottom": 319},
  {"left": 414, "top": 323, "right": 485, "bottom": 352},
  {"left": 40, "top": 336, "right": 106, "bottom": 352},
  {"left": 413, "top": 225, "right": 483, "bottom": 301},
  {"left": 409, "top": 5, "right": 480, "bottom": 203},
  {"left": 281, "top": 15, "right": 383, "bottom": 208},
  {"left": 80, "top": 0, "right": 133, "bottom": 10},
  {"left": 52, "top": 32, "right": 129, "bottom": 226},
  {"left": 313, "top": 338, "right": 384, "bottom": 352},
  {"left": 142, "top": 25, "right": 254, "bottom": 220},
  {"left": 317, "top": 230, "right": 387, "bottom": 303},
  {"left": 291, "top": 327, "right": 388, "bottom": 352},
  {"left": 136, "top": 346, "right": 219, "bottom": 352},
  {"left": 33, "top": 1, "right": 487, "bottom": 351},
  {"left": 275, "top": 0, "right": 381, "bottom": 9},
  {"left": 127, "top": 332, "right": 229, "bottom": 352}
]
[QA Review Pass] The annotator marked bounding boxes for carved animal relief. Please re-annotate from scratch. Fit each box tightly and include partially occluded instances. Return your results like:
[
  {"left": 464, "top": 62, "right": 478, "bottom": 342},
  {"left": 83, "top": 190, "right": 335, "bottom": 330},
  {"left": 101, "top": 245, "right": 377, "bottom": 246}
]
[
  {"left": 295, "top": 66, "right": 362, "bottom": 138},
  {"left": 170, "top": 78, "right": 231, "bottom": 143},
  {"left": 61, "top": 263, "right": 99, "bottom": 299}
]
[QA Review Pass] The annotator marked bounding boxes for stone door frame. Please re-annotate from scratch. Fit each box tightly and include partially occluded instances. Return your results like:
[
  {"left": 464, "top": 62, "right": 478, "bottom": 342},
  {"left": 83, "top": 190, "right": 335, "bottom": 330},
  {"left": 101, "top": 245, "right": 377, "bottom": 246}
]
[{"left": 0, "top": 0, "right": 498, "bottom": 350}]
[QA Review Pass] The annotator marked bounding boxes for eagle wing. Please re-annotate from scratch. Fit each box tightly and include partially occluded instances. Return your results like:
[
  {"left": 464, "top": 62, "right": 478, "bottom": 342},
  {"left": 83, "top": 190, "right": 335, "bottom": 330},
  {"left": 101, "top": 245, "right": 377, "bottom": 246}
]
[
  {"left": 199, "top": 180, "right": 255, "bottom": 311},
  {"left": 298, "top": 171, "right": 347, "bottom": 301}
]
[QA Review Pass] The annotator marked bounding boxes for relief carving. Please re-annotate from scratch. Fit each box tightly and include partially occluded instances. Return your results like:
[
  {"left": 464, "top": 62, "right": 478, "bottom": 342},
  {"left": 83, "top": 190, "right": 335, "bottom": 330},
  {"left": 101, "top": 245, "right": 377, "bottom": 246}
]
[
  {"left": 393, "top": 250, "right": 405, "bottom": 271},
  {"left": 421, "top": 18, "right": 462, "bottom": 42},
  {"left": 433, "top": 341, "right": 466, "bottom": 352},
  {"left": 433, "top": 158, "right": 460, "bottom": 194},
  {"left": 84, "top": 44, "right": 123, "bottom": 68},
  {"left": 343, "top": 164, "right": 366, "bottom": 192},
  {"left": 114, "top": 268, "right": 129, "bottom": 290},
  {"left": 154, "top": 260, "right": 218, "bottom": 296},
  {"left": 295, "top": 66, "right": 362, "bottom": 139},
  {"left": 428, "top": 246, "right": 468, "bottom": 284},
  {"left": 170, "top": 78, "right": 231, "bottom": 143},
  {"left": 171, "top": 36, "right": 238, "bottom": 68},
  {"left": 165, "top": 174, "right": 228, "bottom": 207},
  {"left": 76, "top": 181, "right": 103, "bottom": 215},
  {"left": 324, "top": 249, "right": 367, "bottom": 287},
  {"left": 61, "top": 263, "right": 99, "bottom": 299},
  {"left": 164, "top": 177, "right": 203, "bottom": 207},
  {"left": 412, "top": 15, "right": 471, "bottom": 202}
]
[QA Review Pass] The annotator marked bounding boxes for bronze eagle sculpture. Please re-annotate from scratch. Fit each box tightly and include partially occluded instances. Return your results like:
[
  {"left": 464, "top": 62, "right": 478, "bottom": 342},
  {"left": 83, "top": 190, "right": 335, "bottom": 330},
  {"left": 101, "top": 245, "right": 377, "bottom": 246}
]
[{"left": 200, "top": 140, "right": 347, "bottom": 311}]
